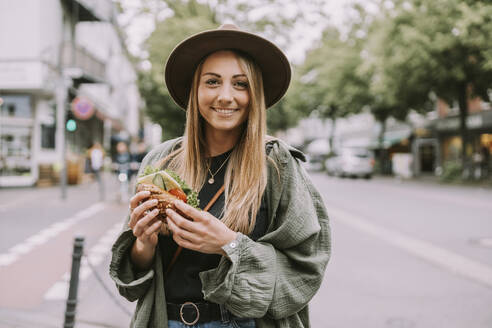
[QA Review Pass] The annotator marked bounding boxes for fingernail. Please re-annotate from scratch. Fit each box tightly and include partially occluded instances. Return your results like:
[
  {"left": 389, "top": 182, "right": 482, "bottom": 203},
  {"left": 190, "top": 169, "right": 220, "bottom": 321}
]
[
  {"left": 152, "top": 209, "right": 159, "bottom": 214},
  {"left": 152, "top": 199, "right": 158, "bottom": 204},
  {"left": 144, "top": 191, "right": 151, "bottom": 196}
]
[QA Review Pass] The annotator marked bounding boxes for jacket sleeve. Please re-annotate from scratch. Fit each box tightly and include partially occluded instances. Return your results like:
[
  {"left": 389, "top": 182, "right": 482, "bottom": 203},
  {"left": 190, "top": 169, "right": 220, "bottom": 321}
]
[
  {"left": 109, "top": 229, "right": 155, "bottom": 302},
  {"left": 108, "top": 139, "right": 180, "bottom": 302},
  {"left": 199, "top": 143, "right": 331, "bottom": 319}
]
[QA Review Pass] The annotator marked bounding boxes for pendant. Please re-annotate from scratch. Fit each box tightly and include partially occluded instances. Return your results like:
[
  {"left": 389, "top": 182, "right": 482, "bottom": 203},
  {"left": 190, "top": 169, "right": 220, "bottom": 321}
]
[{"left": 208, "top": 178, "right": 215, "bottom": 184}]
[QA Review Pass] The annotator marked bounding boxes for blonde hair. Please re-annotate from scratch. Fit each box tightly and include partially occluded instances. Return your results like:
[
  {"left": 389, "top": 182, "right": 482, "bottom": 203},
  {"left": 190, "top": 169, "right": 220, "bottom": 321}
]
[{"left": 160, "top": 50, "right": 267, "bottom": 234}]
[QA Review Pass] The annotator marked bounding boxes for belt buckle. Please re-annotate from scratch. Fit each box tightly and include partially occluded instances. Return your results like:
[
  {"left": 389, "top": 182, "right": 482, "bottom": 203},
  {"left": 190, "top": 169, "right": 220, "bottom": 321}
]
[{"left": 179, "top": 302, "right": 200, "bottom": 326}]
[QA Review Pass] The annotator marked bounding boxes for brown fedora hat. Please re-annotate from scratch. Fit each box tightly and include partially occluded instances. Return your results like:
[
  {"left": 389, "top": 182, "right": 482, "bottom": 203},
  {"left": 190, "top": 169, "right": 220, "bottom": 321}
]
[{"left": 165, "top": 24, "right": 291, "bottom": 110}]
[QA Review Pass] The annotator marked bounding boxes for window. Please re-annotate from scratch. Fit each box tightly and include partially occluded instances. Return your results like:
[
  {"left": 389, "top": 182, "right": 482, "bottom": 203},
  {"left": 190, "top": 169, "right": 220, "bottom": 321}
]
[
  {"left": 40, "top": 105, "right": 56, "bottom": 149},
  {"left": 41, "top": 124, "right": 56, "bottom": 149},
  {"left": 0, "top": 95, "right": 32, "bottom": 118}
]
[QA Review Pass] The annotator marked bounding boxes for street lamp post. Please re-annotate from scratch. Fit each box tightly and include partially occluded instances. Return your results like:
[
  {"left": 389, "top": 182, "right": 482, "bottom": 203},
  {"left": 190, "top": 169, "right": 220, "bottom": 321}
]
[{"left": 56, "top": 74, "right": 73, "bottom": 200}]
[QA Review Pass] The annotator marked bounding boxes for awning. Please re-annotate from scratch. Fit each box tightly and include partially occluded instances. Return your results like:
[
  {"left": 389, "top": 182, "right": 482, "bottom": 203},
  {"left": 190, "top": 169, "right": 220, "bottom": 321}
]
[{"left": 369, "top": 128, "right": 412, "bottom": 149}]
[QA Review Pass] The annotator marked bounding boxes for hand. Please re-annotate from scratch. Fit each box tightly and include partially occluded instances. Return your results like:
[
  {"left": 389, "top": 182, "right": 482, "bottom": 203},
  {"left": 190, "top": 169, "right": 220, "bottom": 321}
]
[
  {"left": 165, "top": 200, "right": 237, "bottom": 255},
  {"left": 128, "top": 191, "right": 162, "bottom": 249}
]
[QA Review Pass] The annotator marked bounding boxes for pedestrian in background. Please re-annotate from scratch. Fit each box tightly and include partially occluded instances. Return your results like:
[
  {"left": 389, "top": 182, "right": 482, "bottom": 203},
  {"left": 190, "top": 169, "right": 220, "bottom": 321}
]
[
  {"left": 110, "top": 24, "right": 331, "bottom": 328},
  {"left": 114, "top": 141, "right": 131, "bottom": 202},
  {"left": 481, "top": 146, "right": 490, "bottom": 178},
  {"left": 129, "top": 138, "right": 148, "bottom": 184},
  {"left": 88, "top": 141, "right": 105, "bottom": 201}
]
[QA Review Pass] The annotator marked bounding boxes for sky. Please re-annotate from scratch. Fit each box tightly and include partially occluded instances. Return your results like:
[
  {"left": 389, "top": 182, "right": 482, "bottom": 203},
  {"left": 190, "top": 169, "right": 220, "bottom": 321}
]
[{"left": 115, "top": 0, "right": 375, "bottom": 65}]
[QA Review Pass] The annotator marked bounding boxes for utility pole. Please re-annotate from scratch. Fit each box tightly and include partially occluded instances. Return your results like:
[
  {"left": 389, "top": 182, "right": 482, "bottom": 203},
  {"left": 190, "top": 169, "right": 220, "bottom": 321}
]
[{"left": 56, "top": 74, "right": 68, "bottom": 200}]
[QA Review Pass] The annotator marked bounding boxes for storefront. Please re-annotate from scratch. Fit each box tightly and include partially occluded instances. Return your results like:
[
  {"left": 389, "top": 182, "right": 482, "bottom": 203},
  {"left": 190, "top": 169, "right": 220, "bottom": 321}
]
[
  {"left": 0, "top": 92, "right": 115, "bottom": 187},
  {"left": 0, "top": 95, "right": 36, "bottom": 186},
  {"left": 434, "top": 109, "right": 492, "bottom": 169}
]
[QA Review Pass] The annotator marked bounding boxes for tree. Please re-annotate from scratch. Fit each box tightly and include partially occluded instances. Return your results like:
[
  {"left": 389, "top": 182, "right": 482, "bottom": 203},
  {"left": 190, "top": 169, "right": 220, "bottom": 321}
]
[
  {"left": 373, "top": 0, "right": 492, "bottom": 173},
  {"left": 139, "top": 1, "right": 218, "bottom": 140},
  {"left": 124, "top": 0, "right": 329, "bottom": 139},
  {"left": 285, "top": 26, "right": 371, "bottom": 150}
]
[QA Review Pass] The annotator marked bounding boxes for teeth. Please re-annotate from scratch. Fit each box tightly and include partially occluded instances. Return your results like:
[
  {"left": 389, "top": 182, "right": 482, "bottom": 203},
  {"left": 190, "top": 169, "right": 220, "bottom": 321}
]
[{"left": 214, "top": 108, "right": 236, "bottom": 114}]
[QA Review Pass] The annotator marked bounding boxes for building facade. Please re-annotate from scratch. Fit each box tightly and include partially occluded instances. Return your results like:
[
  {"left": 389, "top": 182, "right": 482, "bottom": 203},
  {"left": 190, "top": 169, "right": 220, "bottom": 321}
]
[
  {"left": 434, "top": 98, "right": 492, "bottom": 163},
  {"left": 0, "top": 0, "right": 141, "bottom": 187}
]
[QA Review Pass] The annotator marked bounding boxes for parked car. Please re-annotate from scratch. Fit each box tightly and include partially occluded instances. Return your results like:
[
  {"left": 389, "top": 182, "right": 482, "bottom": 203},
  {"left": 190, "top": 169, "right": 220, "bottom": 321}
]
[
  {"left": 304, "top": 138, "right": 331, "bottom": 171},
  {"left": 325, "top": 147, "right": 374, "bottom": 178}
]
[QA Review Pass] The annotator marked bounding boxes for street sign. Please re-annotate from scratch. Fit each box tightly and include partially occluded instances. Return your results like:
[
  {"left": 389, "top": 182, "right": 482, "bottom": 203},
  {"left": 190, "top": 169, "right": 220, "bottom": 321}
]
[{"left": 71, "top": 97, "right": 94, "bottom": 120}]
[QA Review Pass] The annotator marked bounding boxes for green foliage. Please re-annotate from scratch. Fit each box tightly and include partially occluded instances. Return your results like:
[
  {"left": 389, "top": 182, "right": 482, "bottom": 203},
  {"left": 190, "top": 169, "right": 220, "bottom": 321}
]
[
  {"left": 286, "top": 27, "right": 371, "bottom": 125},
  {"left": 136, "top": 1, "right": 217, "bottom": 140},
  {"left": 357, "top": 0, "right": 492, "bottom": 157},
  {"left": 439, "top": 161, "right": 463, "bottom": 183},
  {"left": 132, "top": 0, "right": 492, "bottom": 144},
  {"left": 165, "top": 169, "right": 200, "bottom": 208},
  {"left": 267, "top": 98, "right": 303, "bottom": 133},
  {"left": 388, "top": 0, "right": 491, "bottom": 166},
  {"left": 138, "top": 71, "right": 187, "bottom": 140},
  {"left": 379, "top": 0, "right": 492, "bottom": 104},
  {"left": 133, "top": 0, "right": 328, "bottom": 137},
  {"left": 140, "top": 165, "right": 160, "bottom": 177}
]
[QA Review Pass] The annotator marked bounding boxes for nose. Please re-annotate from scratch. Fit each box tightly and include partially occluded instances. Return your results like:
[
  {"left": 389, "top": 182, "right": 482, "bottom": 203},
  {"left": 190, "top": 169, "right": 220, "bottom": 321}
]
[{"left": 217, "top": 84, "right": 233, "bottom": 105}]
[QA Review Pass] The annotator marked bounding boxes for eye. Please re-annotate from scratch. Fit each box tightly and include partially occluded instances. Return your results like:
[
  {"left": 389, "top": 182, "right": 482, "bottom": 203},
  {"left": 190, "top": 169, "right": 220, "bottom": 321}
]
[
  {"left": 205, "top": 78, "right": 220, "bottom": 86},
  {"left": 234, "top": 80, "right": 249, "bottom": 89}
]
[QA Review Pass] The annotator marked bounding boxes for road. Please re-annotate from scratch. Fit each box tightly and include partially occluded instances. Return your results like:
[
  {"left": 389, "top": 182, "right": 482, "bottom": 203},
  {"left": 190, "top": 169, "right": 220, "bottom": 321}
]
[
  {"left": 309, "top": 172, "right": 492, "bottom": 328},
  {"left": 0, "top": 171, "right": 491, "bottom": 327}
]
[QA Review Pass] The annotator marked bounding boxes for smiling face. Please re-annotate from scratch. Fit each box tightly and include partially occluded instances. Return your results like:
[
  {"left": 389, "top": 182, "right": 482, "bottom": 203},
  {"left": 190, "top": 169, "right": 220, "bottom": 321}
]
[{"left": 197, "top": 50, "right": 251, "bottom": 137}]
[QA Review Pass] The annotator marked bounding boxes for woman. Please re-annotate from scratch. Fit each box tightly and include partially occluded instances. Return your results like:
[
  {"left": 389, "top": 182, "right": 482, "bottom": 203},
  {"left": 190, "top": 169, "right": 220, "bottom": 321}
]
[{"left": 110, "top": 24, "right": 331, "bottom": 328}]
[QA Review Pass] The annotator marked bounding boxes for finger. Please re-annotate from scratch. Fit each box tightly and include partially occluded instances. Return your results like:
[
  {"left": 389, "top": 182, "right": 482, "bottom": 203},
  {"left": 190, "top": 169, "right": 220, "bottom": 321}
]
[
  {"left": 171, "top": 227, "right": 196, "bottom": 251},
  {"left": 144, "top": 220, "right": 162, "bottom": 236},
  {"left": 129, "top": 190, "right": 151, "bottom": 210},
  {"left": 174, "top": 201, "right": 206, "bottom": 222},
  {"left": 131, "top": 199, "right": 159, "bottom": 226},
  {"left": 128, "top": 192, "right": 152, "bottom": 228},
  {"left": 166, "top": 209, "right": 197, "bottom": 232},
  {"left": 133, "top": 208, "right": 159, "bottom": 236},
  {"left": 166, "top": 214, "right": 200, "bottom": 243}
]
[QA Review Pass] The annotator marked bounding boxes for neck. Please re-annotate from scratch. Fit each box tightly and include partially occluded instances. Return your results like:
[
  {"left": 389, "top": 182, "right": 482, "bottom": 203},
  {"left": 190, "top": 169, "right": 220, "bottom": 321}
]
[{"left": 205, "top": 128, "right": 242, "bottom": 157}]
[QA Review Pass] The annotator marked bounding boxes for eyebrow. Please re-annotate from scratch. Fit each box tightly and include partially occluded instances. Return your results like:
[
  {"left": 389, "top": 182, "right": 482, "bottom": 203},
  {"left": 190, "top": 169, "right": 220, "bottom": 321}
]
[{"left": 202, "top": 72, "right": 247, "bottom": 78}]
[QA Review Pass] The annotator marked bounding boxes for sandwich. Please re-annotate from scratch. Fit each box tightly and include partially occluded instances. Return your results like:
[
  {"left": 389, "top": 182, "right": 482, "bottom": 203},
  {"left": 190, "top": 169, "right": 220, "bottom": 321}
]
[{"left": 136, "top": 166, "right": 199, "bottom": 233}]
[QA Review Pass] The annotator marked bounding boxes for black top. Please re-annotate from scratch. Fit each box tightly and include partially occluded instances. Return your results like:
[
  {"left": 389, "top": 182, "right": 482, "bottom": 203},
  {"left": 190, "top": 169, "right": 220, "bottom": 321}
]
[{"left": 162, "top": 150, "right": 268, "bottom": 303}]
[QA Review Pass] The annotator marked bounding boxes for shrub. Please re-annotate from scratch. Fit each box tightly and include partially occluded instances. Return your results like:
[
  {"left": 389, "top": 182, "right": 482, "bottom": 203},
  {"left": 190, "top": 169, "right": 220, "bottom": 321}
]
[{"left": 439, "top": 161, "right": 463, "bottom": 183}]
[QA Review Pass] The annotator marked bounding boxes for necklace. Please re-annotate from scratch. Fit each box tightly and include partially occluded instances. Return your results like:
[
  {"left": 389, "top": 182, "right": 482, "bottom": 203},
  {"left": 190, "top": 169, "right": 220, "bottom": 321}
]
[{"left": 207, "top": 152, "right": 232, "bottom": 184}]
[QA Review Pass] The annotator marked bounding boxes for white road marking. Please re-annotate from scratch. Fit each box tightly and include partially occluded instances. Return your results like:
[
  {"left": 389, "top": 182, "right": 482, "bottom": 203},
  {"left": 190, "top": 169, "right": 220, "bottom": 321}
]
[
  {"left": 329, "top": 204, "right": 492, "bottom": 289},
  {"left": 477, "top": 238, "right": 492, "bottom": 248},
  {"left": 0, "top": 254, "right": 18, "bottom": 266},
  {"left": 44, "top": 222, "right": 122, "bottom": 300},
  {"left": 0, "top": 203, "right": 106, "bottom": 268}
]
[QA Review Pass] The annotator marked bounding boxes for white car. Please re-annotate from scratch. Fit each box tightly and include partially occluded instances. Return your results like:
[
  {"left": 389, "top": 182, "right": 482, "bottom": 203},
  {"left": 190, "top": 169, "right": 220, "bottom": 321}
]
[
  {"left": 325, "top": 147, "right": 374, "bottom": 179},
  {"left": 304, "top": 138, "right": 331, "bottom": 171}
]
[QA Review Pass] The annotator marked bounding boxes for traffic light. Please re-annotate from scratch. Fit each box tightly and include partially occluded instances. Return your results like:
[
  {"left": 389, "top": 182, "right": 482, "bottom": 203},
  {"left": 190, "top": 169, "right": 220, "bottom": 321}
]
[{"left": 66, "top": 119, "right": 77, "bottom": 132}]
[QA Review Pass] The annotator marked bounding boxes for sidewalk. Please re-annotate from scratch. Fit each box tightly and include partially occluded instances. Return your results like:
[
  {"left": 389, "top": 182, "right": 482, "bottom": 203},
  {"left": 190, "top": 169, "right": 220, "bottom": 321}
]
[
  {"left": 0, "top": 172, "right": 136, "bottom": 328},
  {"left": 372, "top": 173, "right": 492, "bottom": 190}
]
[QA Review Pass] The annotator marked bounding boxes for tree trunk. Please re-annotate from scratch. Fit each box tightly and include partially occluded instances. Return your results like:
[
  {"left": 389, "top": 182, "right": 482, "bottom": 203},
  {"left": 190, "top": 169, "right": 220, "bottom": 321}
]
[
  {"left": 378, "top": 118, "right": 387, "bottom": 174},
  {"left": 329, "top": 117, "right": 336, "bottom": 154},
  {"left": 457, "top": 83, "right": 469, "bottom": 177}
]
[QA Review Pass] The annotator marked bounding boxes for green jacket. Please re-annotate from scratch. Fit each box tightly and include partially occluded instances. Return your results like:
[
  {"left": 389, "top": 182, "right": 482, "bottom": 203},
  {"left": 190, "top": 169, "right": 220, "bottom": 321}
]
[{"left": 109, "top": 137, "right": 331, "bottom": 327}]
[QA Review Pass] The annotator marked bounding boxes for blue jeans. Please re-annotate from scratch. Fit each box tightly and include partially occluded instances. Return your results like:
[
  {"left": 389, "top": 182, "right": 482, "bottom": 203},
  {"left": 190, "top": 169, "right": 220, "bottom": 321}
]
[{"left": 168, "top": 318, "right": 255, "bottom": 328}]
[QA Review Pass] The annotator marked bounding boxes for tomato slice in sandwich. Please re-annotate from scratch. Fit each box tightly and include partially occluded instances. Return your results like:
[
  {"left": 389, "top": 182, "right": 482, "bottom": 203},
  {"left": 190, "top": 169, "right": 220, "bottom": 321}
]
[{"left": 168, "top": 188, "right": 187, "bottom": 202}]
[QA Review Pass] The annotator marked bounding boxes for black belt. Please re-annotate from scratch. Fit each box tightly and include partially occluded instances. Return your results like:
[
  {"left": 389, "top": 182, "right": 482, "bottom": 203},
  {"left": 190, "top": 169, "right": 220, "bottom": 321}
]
[{"left": 167, "top": 302, "right": 222, "bottom": 325}]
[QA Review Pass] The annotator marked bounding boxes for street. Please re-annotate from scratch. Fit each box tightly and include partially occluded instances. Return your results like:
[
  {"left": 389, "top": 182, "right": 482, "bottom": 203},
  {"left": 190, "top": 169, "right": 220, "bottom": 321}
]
[
  {"left": 1, "top": 171, "right": 491, "bottom": 327},
  {"left": 309, "top": 172, "right": 492, "bottom": 328}
]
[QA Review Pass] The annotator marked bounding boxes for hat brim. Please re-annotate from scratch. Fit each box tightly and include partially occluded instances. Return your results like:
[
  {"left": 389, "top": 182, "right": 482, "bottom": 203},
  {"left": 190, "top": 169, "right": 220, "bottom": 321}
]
[{"left": 165, "top": 28, "right": 291, "bottom": 110}]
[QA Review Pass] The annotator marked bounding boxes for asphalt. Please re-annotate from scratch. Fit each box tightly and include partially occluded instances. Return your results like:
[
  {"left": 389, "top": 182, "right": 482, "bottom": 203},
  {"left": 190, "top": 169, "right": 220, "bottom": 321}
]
[{"left": 1, "top": 170, "right": 491, "bottom": 328}]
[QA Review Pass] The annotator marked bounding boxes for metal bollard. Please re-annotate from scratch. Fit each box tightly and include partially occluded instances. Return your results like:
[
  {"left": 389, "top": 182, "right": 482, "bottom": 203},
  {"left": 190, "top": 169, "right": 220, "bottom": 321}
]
[{"left": 63, "top": 236, "right": 85, "bottom": 328}]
